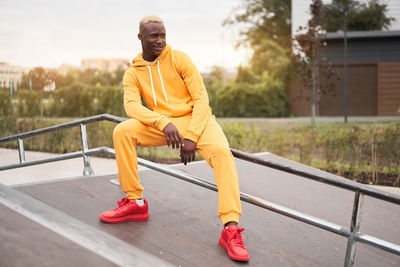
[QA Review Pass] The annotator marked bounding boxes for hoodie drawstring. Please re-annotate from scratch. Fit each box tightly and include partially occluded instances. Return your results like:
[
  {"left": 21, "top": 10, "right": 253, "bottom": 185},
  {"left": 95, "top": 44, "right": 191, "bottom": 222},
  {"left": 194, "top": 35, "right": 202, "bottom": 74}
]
[
  {"left": 147, "top": 60, "right": 168, "bottom": 107},
  {"left": 157, "top": 60, "right": 168, "bottom": 104},
  {"left": 146, "top": 65, "right": 157, "bottom": 107}
]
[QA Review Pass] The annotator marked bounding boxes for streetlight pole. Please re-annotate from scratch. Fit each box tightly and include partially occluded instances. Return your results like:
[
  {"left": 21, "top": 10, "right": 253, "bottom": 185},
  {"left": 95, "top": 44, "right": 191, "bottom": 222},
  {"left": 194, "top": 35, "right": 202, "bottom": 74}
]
[
  {"left": 9, "top": 80, "right": 14, "bottom": 117},
  {"left": 344, "top": 7, "right": 348, "bottom": 123},
  {"left": 331, "top": 2, "right": 350, "bottom": 123}
]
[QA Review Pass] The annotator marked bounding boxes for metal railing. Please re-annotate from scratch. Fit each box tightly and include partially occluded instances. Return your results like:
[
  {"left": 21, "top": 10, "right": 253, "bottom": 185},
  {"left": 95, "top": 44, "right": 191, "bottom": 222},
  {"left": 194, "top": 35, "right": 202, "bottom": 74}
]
[
  {"left": 0, "top": 114, "right": 123, "bottom": 174},
  {"left": 1, "top": 114, "right": 399, "bottom": 266}
]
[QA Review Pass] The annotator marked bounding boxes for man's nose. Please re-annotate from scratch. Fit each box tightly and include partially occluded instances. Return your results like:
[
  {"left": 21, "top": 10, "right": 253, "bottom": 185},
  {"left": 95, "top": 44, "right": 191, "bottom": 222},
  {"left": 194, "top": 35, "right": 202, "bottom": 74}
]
[{"left": 155, "top": 36, "right": 163, "bottom": 43}]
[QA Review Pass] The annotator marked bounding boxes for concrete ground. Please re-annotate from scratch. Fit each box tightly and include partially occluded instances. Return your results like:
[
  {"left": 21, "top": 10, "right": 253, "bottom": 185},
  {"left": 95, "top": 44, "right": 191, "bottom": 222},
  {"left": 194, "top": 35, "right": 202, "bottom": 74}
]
[{"left": 1, "top": 150, "right": 399, "bottom": 267}]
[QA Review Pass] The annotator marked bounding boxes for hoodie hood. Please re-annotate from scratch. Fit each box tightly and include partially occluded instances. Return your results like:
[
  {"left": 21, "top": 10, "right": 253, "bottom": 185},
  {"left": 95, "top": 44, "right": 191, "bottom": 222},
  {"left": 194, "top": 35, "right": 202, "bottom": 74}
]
[
  {"left": 123, "top": 45, "right": 210, "bottom": 142},
  {"left": 130, "top": 44, "right": 171, "bottom": 107},
  {"left": 132, "top": 44, "right": 171, "bottom": 67}
]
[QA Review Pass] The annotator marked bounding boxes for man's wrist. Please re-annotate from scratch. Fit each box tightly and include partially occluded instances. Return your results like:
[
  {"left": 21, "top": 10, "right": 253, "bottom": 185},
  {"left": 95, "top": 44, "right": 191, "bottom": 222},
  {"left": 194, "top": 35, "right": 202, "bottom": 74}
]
[
  {"left": 157, "top": 117, "right": 172, "bottom": 131},
  {"left": 183, "top": 133, "right": 198, "bottom": 143}
]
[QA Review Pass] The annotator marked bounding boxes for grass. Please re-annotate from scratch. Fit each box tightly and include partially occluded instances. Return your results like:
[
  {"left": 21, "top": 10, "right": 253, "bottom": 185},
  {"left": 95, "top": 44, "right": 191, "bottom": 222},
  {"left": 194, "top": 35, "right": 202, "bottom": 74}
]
[
  {"left": 219, "top": 120, "right": 400, "bottom": 186},
  {"left": 1, "top": 116, "right": 399, "bottom": 187}
]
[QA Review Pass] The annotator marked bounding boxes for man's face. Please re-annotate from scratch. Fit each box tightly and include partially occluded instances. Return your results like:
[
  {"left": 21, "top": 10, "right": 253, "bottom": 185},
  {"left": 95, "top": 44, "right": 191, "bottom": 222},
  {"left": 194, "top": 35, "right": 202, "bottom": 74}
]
[{"left": 139, "top": 22, "right": 166, "bottom": 61}]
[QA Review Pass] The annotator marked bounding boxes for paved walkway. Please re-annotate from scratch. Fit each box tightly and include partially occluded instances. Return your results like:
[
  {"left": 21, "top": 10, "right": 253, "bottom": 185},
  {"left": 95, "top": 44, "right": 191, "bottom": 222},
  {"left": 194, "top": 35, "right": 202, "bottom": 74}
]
[
  {"left": 0, "top": 148, "right": 151, "bottom": 186},
  {"left": 218, "top": 116, "right": 400, "bottom": 123},
  {"left": 0, "top": 148, "right": 117, "bottom": 185}
]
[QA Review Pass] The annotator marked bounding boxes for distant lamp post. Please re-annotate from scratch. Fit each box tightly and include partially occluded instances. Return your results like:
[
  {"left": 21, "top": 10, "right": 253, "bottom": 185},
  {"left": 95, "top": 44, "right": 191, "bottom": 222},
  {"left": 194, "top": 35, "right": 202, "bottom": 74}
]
[
  {"left": 9, "top": 80, "right": 14, "bottom": 117},
  {"left": 9, "top": 80, "right": 13, "bottom": 97},
  {"left": 343, "top": 7, "right": 348, "bottom": 123},
  {"left": 331, "top": 2, "right": 351, "bottom": 123}
]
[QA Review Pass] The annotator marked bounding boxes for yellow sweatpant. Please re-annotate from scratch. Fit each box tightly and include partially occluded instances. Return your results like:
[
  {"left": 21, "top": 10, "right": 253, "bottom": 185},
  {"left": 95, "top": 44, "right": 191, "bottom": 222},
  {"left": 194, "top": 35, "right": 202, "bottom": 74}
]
[{"left": 113, "top": 114, "right": 242, "bottom": 225}]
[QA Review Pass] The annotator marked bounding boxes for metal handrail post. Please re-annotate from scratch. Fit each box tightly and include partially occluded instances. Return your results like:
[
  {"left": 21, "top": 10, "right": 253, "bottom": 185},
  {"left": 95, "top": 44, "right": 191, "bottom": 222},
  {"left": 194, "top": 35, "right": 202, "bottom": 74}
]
[
  {"left": 18, "top": 138, "right": 25, "bottom": 163},
  {"left": 80, "top": 124, "right": 94, "bottom": 176},
  {"left": 344, "top": 191, "right": 364, "bottom": 267}
]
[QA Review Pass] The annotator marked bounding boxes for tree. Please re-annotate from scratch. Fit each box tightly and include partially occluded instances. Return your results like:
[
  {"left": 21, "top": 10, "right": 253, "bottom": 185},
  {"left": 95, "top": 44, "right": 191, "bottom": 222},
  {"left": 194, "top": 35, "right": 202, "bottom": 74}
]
[
  {"left": 19, "top": 73, "right": 30, "bottom": 90},
  {"left": 293, "top": 0, "right": 338, "bottom": 126},
  {"left": 222, "top": 0, "right": 293, "bottom": 118},
  {"left": 224, "top": 0, "right": 292, "bottom": 75},
  {"left": 203, "top": 66, "right": 226, "bottom": 110},
  {"left": 224, "top": 0, "right": 292, "bottom": 49},
  {"left": 323, "top": 0, "right": 395, "bottom": 32},
  {"left": 111, "top": 66, "right": 126, "bottom": 86},
  {"left": 249, "top": 38, "right": 291, "bottom": 80},
  {"left": 50, "top": 82, "right": 94, "bottom": 117},
  {"left": 53, "top": 70, "right": 75, "bottom": 88},
  {"left": 27, "top": 67, "right": 56, "bottom": 117}
]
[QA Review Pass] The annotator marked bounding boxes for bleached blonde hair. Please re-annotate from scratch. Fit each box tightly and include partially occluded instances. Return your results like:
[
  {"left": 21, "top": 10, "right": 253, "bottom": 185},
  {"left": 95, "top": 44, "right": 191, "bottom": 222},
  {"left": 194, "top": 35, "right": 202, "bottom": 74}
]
[{"left": 139, "top": 15, "right": 164, "bottom": 33}]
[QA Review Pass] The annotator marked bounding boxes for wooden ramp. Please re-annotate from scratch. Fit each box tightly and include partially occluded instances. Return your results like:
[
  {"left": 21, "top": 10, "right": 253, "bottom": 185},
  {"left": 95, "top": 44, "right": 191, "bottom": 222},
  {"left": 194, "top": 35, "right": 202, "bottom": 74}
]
[{"left": 1, "top": 153, "right": 399, "bottom": 266}]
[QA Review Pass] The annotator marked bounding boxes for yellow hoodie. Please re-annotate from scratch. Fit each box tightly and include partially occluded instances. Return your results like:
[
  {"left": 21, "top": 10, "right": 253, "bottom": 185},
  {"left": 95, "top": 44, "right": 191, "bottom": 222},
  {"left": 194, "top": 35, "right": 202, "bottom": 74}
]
[{"left": 123, "top": 44, "right": 211, "bottom": 143}]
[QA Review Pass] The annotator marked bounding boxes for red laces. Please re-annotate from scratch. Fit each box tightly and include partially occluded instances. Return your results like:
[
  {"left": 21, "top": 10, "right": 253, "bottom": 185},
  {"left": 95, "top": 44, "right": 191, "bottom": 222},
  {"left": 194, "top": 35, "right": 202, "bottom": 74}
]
[
  {"left": 230, "top": 228, "right": 245, "bottom": 247},
  {"left": 117, "top": 197, "right": 130, "bottom": 207},
  {"left": 112, "top": 197, "right": 130, "bottom": 211}
]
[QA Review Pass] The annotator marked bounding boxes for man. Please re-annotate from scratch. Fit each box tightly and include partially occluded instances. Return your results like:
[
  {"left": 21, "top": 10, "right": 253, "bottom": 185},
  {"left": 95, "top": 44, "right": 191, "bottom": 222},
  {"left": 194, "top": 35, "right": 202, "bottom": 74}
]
[{"left": 99, "top": 15, "right": 249, "bottom": 262}]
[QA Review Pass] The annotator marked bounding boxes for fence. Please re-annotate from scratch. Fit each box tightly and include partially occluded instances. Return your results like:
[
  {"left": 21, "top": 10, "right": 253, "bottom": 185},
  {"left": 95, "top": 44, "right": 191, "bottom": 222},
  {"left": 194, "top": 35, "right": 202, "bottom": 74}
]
[{"left": 0, "top": 113, "right": 399, "bottom": 266}]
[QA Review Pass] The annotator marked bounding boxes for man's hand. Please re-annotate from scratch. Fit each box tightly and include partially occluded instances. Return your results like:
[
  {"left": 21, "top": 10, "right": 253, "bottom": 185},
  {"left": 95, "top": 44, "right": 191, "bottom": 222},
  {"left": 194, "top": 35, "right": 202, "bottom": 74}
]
[
  {"left": 180, "top": 139, "right": 196, "bottom": 165},
  {"left": 162, "top": 123, "right": 183, "bottom": 150}
]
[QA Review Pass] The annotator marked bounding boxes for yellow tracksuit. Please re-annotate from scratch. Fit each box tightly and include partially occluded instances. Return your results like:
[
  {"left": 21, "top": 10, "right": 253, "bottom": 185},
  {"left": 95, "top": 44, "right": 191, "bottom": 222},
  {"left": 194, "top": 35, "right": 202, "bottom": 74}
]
[{"left": 114, "top": 44, "right": 241, "bottom": 225}]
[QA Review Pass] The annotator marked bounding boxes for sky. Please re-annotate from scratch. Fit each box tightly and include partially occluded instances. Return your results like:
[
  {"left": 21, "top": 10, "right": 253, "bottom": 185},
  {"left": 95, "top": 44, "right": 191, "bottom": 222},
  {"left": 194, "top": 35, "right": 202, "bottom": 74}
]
[
  {"left": 0, "top": 0, "right": 249, "bottom": 72},
  {"left": 1, "top": 0, "right": 399, "bottom": 73}
]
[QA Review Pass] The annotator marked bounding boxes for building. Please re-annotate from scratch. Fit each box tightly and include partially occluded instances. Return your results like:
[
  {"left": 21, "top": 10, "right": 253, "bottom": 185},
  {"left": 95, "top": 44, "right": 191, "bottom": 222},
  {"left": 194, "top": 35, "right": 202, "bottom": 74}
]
[
  {"left": 81, "top": 58, "right": 129, "bottom": 72},
  {"left": 288, "top": 30, "right": 400, "bottom": 116},
  {"left": 0, "top": 62, "right": 29, "bottom": 91}
]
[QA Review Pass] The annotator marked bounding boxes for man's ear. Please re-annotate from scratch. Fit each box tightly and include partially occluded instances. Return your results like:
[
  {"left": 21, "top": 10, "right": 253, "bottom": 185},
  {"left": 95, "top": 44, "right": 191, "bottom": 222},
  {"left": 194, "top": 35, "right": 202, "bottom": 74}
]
[{"left": 138, "top": 33, "right": 142, "bottom": 40}]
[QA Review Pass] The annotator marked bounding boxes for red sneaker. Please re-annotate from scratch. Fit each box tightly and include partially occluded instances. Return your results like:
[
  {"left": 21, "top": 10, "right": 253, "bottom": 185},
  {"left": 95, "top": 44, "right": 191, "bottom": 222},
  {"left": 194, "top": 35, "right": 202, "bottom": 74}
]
[
  {"left": 219, "top": 225, "right": 249, "bottom": 261},
  {"left": 99, "top": 197, "right": 149, "bottom": 223}
]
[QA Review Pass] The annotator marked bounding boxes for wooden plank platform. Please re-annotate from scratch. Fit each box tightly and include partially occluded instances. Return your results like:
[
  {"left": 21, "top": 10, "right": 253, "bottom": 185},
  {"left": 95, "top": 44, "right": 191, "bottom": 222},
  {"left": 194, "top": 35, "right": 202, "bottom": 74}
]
[{"left": 2, "top": 153, "right": 399, "bottom": 266}]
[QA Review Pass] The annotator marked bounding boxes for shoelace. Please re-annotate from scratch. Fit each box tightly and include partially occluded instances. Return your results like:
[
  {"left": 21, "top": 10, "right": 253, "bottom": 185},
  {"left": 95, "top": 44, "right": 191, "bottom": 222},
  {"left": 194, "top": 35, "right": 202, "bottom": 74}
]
[
  {"left": 230, "top": 228, "right": 246, "bottom": 248},
  {"left": 112, "top": 197, "right": 130, "bottom": 211}
]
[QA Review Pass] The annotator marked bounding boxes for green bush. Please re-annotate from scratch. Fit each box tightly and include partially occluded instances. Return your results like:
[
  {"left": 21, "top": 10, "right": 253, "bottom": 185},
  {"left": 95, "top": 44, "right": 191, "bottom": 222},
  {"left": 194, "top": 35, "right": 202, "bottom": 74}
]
[
  {"left": 95, "top": 85, "right": 125, "bottom": 117},
  {"left": 0, "top": 116, "right": 16, "bottom": 136},
  {"left": 49, "top": 83, "right": 95, "bottom": 117},
  {"left": 16, "top": 90, "right": 40, "bottom": 117},
  {"left": 0, "top": 90, "right": 12, "bottom": 116},
  {"left": 219, "top": 122, "right": 267, "bottom": 152},
  {"left": 1, "top": 117, "right": 399, "bottom": 186},
  {"left": 284, "top": 123, "right": 400, "bottom": 186},
  {"left": 215, "top": 72, "right": 289, "bottom": 117},
  {"left": 48, "top": 83, "right": 125, "bottom": 117},
  {"left": 220, "top": 121, "right": 400, "bottom": 186},
  {"left": 0, "top": 118, "right": 180, "bottom": 163}
]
